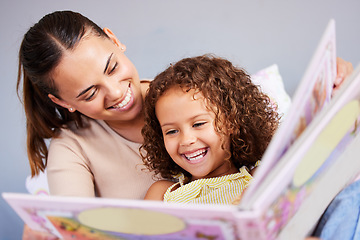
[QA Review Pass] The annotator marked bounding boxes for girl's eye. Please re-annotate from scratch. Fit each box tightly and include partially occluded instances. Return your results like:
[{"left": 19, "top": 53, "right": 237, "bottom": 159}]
[
  {"left": 193, "top": 122, "right": 206, "bottom": 128},
  {"left": 85, "top": 89, "right": 97, "bottom": 101},
  {"left": 109, "top": 62, "right": 118, "bottom": 74},
  {"left": 165, "top": 129, "right": 178, "bottom": 135}
]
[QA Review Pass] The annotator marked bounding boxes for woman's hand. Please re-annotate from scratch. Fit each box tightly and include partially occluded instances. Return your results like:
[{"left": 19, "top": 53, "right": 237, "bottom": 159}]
[{"left": 22, "top": 224, "right": 58, "bottom": 240}]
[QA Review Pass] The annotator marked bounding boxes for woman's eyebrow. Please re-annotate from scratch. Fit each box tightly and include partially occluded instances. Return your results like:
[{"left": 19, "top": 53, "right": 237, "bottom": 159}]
[
  {"left": 76, "top": 52, "right": 114, "bottom": 99},
  {"left": 103, "top": 53, "right": 113, "bottom": 74}
]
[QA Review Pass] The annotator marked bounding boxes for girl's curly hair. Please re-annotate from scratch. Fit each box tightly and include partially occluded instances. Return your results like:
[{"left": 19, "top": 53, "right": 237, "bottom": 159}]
[{"left": 141, "top": 54, "right": 280, "bottom": 180}]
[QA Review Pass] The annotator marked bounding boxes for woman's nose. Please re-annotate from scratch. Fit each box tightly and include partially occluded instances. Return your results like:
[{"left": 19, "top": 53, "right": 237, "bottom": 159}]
[{"left": 104, "top": 78, "right": 123, "bottom": 101}]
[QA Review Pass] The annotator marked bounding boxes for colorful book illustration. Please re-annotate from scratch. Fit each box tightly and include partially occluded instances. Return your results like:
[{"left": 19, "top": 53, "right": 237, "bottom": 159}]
[{"left": 3, "top": 19, "right": 360, "bottom": 240}]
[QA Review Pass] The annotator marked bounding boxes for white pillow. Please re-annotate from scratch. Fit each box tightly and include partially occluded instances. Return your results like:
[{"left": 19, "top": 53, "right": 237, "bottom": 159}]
[{"left": 251, "top": 64, "right": 292, "bottom": 118}]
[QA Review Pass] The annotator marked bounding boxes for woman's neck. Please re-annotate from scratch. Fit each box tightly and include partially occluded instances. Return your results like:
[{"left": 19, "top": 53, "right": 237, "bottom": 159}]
[{"left": 108, "top": 116, "right": 145, "bottom": 143}]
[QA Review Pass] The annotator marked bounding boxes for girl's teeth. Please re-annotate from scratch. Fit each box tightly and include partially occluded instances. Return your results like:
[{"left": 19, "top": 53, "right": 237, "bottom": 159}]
[
  {"left": 187, "top": 155, "right": 203, "bottom": 161},
  {"left": 185, "top": 149, "right": 207, "bottom": 161}
]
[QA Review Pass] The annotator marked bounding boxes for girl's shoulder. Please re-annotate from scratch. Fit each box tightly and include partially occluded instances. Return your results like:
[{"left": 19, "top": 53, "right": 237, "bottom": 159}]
[{"left": 144, "top": 180, "right": 176, "bottom": 201}]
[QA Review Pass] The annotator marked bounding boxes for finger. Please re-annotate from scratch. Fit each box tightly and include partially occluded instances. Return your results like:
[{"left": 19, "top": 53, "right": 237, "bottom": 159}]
[
  {"left": 335, "top": 57, "right": 354, "bottom": 86},
  {"left": 346, "top": 61, "right": 354, "bottom": 75},
  {"left": 335, "top": 57, "right": 346, "bottom": 86}
]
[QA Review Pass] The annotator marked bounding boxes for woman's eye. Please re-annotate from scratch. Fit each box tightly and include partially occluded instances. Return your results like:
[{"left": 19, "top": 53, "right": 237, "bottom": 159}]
[
  {"left": 109, "top": 62, "right": 118, "bottom": 74},
  {"left": 85, "top": 89, "right": 97, "bottom": 101},
  {"left": 193, "top": 122, "right": 206, "bottom": 128}
]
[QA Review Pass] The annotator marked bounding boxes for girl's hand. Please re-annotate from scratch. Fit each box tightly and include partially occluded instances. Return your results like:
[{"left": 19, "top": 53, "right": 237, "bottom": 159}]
[{"left": 22, "top": 224, "right": 59, "bottom": 240}]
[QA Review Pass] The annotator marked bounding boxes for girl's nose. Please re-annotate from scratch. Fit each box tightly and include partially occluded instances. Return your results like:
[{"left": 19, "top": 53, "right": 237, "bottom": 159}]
[{"left": 179, "top": 131, "right": 196, "bottom": 146}]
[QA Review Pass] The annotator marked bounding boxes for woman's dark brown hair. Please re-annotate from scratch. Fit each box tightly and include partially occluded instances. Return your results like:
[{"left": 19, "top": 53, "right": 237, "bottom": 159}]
[
  {"left": 17, "top": 11, "right": 109, "bottom": 177},
  {"left": 141, "top": 54, "right": 280, "bottom": 180}
]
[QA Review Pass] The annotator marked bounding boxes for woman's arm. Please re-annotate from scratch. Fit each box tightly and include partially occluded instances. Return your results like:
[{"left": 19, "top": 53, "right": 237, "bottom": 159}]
[{"left": 46, "top": 138, "right": 95, "bottom": 197}]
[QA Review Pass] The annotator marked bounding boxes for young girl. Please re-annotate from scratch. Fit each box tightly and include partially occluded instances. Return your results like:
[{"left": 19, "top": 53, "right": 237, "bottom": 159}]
[{"left": 141, "top": 55, "right": 280, "bottom": 204}]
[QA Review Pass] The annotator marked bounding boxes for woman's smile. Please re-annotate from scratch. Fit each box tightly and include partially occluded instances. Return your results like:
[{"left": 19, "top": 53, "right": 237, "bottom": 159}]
[{"left": 107, "top": 83, "right": 134, "bottom": 110}]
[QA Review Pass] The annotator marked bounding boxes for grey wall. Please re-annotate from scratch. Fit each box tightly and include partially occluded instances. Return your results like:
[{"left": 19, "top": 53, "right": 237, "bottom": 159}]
[{"left": 1, "top": 0, "right": 359, "bottom": 239}]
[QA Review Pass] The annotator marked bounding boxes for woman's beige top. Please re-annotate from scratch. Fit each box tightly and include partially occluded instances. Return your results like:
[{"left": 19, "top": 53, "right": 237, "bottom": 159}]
[{"left": 47, "top": 118, "right": 156, "bottom": 199}]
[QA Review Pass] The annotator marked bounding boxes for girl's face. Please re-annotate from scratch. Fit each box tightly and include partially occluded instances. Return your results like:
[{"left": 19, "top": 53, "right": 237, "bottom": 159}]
[
  {"left": 49, "top": 29, "right": 143, "bottom": 125},
  {"left": 155, "top": 87, "right": 237, "bottom": 181}
]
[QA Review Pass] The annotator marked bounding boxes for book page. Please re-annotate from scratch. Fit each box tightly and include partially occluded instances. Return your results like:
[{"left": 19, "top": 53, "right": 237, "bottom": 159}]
[
  {"left": 239, "top": 65, "right": 360, "bottom": 239},
  {"left": 2, "top": 192, "right": 239, "bottom": 240},
  {"left": 240, "top": 19, "right": 337, "bottom": 205}
]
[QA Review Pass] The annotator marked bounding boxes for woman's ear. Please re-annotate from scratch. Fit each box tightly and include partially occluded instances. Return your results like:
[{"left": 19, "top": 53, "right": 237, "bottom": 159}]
[
  {"left": 103, "top": 28, "right": 126, "bottom": 52},
  {"left": 48, "top": 94, "right": 75, "bottom": 112}
]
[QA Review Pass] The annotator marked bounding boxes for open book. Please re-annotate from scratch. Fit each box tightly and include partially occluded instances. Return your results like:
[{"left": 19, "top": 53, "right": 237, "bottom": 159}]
[{"left": 3, "top": 19, "right": 360, "bottom": 240}]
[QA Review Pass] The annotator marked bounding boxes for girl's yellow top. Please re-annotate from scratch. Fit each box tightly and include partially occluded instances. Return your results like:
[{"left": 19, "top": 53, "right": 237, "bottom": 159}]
[{"left": 163, "top": 166, "right": 253, "bottom": 205}]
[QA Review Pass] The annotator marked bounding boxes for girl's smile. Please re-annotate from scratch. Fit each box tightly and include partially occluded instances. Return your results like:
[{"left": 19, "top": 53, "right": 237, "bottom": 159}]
[{"left": 181, "top": 147, "right": 208, "bottom": 164}]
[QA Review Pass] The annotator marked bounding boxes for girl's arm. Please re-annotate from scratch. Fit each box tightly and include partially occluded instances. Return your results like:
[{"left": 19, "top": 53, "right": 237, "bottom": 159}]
[{"left": 144, "top": 180, "right": 175, "bottom": 201}]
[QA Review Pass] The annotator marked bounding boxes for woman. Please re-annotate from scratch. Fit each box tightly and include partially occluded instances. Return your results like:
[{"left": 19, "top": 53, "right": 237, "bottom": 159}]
[
  {"left": 18, "top": 10, "right": 353, "bottom": 239},
  {"left": 17, "top": 10, "right": 155, "bottom": 199}
]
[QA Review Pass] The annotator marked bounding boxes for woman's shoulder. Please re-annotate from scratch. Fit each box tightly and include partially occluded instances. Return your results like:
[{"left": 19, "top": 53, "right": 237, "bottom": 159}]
[
  {"left": 140, "top": 79, "right": 152, "bottom": 97},
  {"left": 49, "top": 118, "right": 140, "bottom": 155},
  {"left": 140, "top": 79, "right": 152, "bottom": 84},
  {"left": 54, "top": 118, "right": 104, "bottom": 139},
  {"left": 49, "top": 119, "right": 104, "bottom": 155},
  {"left": 50, "top": 118, "right": 122, "bottom": 150}
]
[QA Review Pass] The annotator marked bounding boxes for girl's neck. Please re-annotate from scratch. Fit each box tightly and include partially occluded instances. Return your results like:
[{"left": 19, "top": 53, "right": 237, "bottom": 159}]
[{"left": 190, "top": 162, "right": 239, "bottom": 182}]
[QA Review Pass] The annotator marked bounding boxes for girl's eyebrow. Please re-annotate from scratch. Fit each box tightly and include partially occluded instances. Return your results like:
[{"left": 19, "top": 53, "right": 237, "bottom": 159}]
[{"left": 160, "top": 113, "right": 210, "bottom": 128}]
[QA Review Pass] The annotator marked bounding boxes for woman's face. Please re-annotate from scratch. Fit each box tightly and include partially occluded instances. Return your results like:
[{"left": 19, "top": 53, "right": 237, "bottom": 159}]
[{"left": 49, "top": 30, "right": 143, "bottom": 124}]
